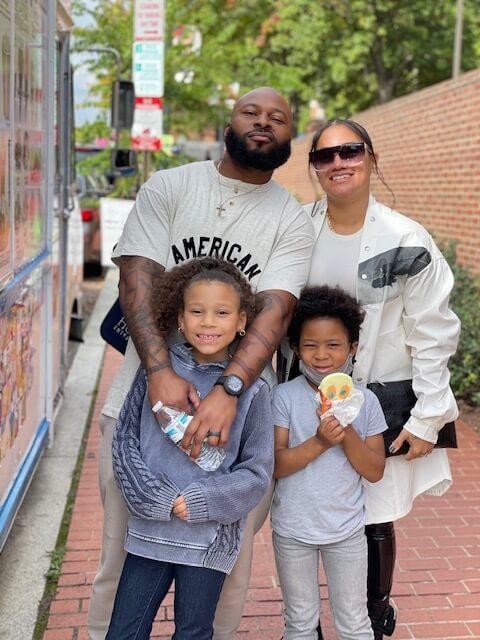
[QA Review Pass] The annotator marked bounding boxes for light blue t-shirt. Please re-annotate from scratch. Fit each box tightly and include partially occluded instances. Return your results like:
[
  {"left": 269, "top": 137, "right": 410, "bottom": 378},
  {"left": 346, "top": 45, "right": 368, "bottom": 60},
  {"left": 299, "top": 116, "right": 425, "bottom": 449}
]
[{"left": 271, "top": 375, "right": 387, "bottom": 545}]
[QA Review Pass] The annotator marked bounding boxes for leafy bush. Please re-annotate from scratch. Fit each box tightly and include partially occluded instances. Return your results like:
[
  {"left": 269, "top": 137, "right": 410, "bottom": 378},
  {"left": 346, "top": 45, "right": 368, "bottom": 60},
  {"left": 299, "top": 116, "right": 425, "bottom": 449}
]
[
  {"left": 77, "top": 148, "right": 111, "bottom": 175},
  {"left": 78, "top": 196, "right": 100, "bottom": 210},
  {"left": 441, "top": 242, "right": 480, "bottom": 406}
]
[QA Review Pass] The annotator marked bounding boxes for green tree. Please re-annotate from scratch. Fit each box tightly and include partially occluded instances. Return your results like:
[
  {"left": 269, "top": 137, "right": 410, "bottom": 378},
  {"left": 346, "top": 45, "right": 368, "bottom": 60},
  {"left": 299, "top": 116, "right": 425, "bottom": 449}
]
[
  {"left": 253, "top": 0, "right": 480, "bottom": 118},
  {"left": 74, "top": 0, "right": 480, "bottom": 132},
  {"left": 164, "top": 0, "right": 480, "bottom": 130},
  {"left": 73, "top": 0, "right": 133, "bottom": 108},
  {"left": 164, "top": 0, "right": 274, "bottom": 133},
  {"left": 75, "top": 116, "right": 111, "bottom": 145}
]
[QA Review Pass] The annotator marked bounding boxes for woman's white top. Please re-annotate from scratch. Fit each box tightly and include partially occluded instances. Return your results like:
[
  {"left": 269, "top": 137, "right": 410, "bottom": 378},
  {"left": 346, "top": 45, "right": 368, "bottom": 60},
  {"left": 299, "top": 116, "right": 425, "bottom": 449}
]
[
  {"left": 308, "top": 223, "right": 362, "bottom": 298},
  {"left": 305, "top": 195, "right": 460, "bottom": 523}
]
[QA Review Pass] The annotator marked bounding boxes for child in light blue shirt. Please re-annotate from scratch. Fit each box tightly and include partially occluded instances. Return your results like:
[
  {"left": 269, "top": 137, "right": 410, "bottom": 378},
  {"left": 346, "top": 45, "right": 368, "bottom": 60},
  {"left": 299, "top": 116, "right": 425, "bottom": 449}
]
[{"left": 272, "top": 285, "right": 387, "bottom": 640}]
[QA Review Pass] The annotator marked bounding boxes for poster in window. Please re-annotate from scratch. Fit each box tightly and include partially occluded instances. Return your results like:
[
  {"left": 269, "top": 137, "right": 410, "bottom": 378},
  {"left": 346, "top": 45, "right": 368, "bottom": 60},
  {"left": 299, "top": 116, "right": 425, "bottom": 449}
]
[
  {"left": 0, "top": 272, "right": 42, "bottom": 475},
  {"left": 13, "top": 0, "right": 46, "bottom": 268},
  {"left": 0, "top": 129, "right": 11, "bottom": 284}
]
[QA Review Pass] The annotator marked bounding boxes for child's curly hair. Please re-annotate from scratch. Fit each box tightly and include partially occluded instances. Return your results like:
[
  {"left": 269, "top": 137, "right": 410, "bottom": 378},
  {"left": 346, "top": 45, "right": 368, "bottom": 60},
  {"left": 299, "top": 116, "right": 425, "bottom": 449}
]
[
  {"left": 155, "top": 257, "right": 256, "bottom": 336},
  {"left": 288, "top": 285, "right": 365, "bottom": 347}
]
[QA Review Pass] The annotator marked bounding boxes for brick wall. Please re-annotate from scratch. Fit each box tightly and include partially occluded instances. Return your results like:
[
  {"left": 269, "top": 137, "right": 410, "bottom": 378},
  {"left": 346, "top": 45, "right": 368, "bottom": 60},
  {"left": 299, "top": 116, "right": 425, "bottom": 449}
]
[{"left": 274, "top": 68, "right": 480, "bottom": 272}]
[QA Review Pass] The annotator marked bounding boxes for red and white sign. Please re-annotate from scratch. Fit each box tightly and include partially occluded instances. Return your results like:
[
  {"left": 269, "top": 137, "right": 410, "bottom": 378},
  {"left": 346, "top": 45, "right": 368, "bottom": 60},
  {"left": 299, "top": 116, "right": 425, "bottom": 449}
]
[
  {"left": 131, "top": 97, "right": 163, "bottom": 151},
  {"left": 134, "top": 0, "right": 165, "bottom": 41},
  {"left": 132, "top": 0, "right": 165, "bottom": 151}
]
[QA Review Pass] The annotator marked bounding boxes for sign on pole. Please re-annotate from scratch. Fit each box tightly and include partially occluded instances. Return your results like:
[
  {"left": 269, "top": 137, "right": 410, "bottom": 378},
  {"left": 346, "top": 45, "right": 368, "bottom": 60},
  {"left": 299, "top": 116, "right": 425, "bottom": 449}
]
[
  {"left": 131, "top": 97, "right": 164, "bottom": 151},
  {"left": 134, "top": 0, "right": 165, "bottom": 40},
  {"left": 132, "top": 0, "right": 165, "bottom": 151},
  {"left": 132, "top": 41, "right": 164, "bottom": 97}
]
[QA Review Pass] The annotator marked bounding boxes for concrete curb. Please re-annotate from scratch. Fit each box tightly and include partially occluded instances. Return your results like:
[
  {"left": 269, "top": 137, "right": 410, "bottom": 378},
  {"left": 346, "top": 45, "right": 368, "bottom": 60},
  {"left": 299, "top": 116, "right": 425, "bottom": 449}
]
[{"left": 0, "top": 270, "right": 118, "bottom": 640}]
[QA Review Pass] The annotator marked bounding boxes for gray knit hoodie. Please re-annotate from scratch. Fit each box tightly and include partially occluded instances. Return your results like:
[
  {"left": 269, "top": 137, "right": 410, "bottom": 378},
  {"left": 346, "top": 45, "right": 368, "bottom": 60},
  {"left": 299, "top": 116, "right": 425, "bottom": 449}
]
[{"left": 112, "top": 343, "right": 274, "bottom": 574}]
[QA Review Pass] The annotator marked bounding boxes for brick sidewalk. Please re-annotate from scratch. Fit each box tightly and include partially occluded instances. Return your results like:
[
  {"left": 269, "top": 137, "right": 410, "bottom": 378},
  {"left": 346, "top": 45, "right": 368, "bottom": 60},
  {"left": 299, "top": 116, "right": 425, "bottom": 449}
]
[{"left": 44, "top": 347, "right": 480, "bottom": 640}]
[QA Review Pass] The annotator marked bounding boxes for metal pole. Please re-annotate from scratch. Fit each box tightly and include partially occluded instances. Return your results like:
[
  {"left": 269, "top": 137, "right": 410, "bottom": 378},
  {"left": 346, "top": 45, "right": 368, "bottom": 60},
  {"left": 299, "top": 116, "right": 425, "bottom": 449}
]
[
  {"left": 142, "top": 150, "right": 150, "bottom": 183},
  {"left": 45, "top": 0, "right": 56, "bottom": 443},
  {"left": 112, "top": 60, "right": 121, "bottom": 155},
  {"left": 452, "top": 0, "right": 464, "bottom": 79},
  {"left": 59, "top": 32, "right": 72, "bottom": 389}
]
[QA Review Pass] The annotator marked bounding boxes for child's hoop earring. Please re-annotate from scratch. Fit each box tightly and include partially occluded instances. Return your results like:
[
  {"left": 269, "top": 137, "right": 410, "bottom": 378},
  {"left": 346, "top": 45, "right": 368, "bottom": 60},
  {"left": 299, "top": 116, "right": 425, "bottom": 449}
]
[{"left": 239, "top": 329, "right": 246, "bottom": 337}]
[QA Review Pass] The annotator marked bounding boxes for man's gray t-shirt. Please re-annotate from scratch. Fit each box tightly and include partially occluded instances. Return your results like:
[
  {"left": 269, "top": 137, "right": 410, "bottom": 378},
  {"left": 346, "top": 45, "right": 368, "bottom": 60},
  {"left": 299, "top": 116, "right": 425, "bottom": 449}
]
[
  {"left": 271, "top": 375, "right": 387, "bottom": 544},
  {"left": 103, "top": 161, "right": 314, "bottom": 419}
]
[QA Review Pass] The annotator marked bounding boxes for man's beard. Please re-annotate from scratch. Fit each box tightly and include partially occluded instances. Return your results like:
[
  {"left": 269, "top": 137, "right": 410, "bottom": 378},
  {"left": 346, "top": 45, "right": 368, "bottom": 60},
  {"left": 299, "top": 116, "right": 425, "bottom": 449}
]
[{"left": 224, "top": 125, "right": 291, "bottom": 171}]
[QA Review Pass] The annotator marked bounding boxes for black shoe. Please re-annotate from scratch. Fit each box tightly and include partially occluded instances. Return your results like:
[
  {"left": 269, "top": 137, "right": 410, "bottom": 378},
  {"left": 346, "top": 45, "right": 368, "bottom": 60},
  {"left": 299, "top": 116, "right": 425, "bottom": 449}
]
[{"left": 372, "top": 603, "right": 397, "bottom": 638}]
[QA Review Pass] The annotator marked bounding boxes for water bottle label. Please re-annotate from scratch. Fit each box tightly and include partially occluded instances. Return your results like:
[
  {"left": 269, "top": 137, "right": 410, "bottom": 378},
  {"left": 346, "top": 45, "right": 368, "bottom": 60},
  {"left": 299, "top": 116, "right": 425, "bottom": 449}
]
[
  {"left": 164, "top": 413, "right": 193, "bottom": 445},
  {"left": 159, "top": 408, "right": 225, "bottom": 471}
]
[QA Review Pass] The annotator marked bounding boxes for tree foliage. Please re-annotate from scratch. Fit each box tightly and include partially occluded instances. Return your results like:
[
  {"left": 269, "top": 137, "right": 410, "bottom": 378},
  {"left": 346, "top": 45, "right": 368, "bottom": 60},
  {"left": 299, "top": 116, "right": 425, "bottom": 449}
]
[
  {"left": 441, "top": 242, "right": 480, "bottom": 406},
  {"left": 73, "top": 0, "right": 480, "bottom": 134},
  {"left": 75, "top": 116, "right": 111, "bottom": 145},
  {"left": 73, "top": 0, "right": 133, "bottom": 109}
]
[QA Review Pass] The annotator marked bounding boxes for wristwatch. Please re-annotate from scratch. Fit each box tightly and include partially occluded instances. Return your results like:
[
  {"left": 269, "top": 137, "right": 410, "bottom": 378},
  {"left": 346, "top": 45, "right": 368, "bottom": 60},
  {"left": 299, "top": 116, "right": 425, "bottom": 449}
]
[{"left": 214, "top": 374, "right": 244, "bottom": 397}]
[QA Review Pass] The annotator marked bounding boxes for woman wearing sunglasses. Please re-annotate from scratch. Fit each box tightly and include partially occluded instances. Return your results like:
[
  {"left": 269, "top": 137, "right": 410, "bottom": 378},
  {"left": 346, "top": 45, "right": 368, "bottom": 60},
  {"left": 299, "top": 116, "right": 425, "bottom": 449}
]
[{"left": 304, "top": 119, "right": 460, "bottom": 639}]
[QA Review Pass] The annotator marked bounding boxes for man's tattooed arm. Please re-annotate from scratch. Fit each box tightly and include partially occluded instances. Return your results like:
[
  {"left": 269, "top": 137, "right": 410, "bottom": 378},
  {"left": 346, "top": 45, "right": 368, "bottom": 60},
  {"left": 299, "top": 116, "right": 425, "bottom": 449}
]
[
  {"left": 119, "top": 255, "right": 199, "bottom": 413},
  {"left": 225, "top": 289, "right": 297, "bottom": 386},
  {"left": 118, "top": 255, "right": 169, "bottom": 374}
]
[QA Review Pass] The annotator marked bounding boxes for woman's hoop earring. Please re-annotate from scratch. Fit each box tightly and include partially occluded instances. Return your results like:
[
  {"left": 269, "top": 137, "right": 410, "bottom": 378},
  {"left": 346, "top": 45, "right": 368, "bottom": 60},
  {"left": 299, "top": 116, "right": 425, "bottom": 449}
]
[
  {"left": 239, "top": 329, "right": 246, "bottom": 337},
  {"left": 178, "top": 326, "right": 183, "bottom": 334}
]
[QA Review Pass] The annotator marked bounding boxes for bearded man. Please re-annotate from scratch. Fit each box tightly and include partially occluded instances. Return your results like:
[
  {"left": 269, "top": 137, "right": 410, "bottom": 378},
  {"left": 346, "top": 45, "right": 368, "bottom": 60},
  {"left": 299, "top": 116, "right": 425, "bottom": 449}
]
[{"left": 88, "top": 87, "right": 314, "bottom": 640}]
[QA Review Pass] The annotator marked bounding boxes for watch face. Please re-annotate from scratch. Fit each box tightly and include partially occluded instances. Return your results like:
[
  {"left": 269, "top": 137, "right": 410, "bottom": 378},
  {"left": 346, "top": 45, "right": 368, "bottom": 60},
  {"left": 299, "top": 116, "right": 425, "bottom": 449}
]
[{"left": 225, "top": 375, "right": 244, "bottom": 394}]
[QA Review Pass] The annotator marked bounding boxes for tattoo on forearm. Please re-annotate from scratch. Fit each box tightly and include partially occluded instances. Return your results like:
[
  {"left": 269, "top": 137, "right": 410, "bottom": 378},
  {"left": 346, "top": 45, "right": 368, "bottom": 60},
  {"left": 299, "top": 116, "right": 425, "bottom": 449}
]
[
  {"left": 256, "top": 291, "right": 290, "bottom": 316},
  {"left": 230, "top": 331, "right": 276, "bottom": 384},
  {"left": 228, "top": 290, "right": 296, "bottom": 385},
  {"left": 230, "top": 357, "right": 256, "bottom": 381},
  {"left": 119, "top": 256, "right": 168, "bottom": 370},
  {"left": 246, "top": 326, "right": 276, "bottom": 352},
  {"left": 146, "top": 363, "right": 171, "bottom": 376}
]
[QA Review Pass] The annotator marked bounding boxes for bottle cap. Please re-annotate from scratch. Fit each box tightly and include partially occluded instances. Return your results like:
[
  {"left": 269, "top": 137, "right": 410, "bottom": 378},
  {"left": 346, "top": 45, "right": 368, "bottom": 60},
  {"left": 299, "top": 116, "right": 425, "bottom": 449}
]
[{"left": 152, "top": 400, "right": 164, "bottom": 413}]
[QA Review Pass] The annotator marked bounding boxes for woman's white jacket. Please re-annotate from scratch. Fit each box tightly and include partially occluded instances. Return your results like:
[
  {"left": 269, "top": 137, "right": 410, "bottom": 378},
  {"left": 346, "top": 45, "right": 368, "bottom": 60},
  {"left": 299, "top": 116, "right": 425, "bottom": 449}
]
[
  {"left": 305, "top": 195, "right": 460, "bottom": 443},
  {"left": 304, "top": 195, "right": 461, "bottom": 522}
]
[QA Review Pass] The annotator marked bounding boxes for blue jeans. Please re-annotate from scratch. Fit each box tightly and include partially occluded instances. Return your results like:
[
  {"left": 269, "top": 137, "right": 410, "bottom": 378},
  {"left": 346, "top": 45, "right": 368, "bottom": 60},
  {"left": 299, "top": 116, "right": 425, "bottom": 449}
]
[
  {"left": 273, "top": 528, "right": 373, "bottom": 640},
  {"left": 106, "top": 553, "right": 226, "bottom": 640}
]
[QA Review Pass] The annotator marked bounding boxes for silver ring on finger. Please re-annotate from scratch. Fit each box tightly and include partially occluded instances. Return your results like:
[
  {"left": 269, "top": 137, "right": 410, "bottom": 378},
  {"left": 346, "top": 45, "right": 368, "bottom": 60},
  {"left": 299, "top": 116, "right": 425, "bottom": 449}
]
[{"left": 208, "top": 430, "right": 221, "bottom": 438}]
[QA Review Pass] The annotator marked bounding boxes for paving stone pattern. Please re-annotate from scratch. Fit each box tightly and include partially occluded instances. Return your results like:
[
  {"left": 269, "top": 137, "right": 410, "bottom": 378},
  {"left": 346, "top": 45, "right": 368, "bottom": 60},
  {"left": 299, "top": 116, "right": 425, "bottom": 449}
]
[{"left": 44, "top": 347, "right": 480, "bottom": 640}]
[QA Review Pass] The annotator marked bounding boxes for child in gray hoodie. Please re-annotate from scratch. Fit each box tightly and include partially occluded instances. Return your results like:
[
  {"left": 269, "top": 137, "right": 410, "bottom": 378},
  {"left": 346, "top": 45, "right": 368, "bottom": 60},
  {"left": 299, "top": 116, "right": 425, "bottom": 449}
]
[{"left": 106, "top": 257, "right": 274, "bottom": 640}]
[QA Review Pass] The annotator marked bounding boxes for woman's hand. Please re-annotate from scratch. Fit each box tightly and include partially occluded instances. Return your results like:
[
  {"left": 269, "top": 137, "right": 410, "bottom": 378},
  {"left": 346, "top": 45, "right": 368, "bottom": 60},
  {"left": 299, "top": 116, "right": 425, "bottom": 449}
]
[
  {"left": 389, "top": 429, "right": 435, "bottom": 460},
  {"left": 172, "top": 496, "right": 188, "bottom": 520},
  {"left": 316, "top": 412, "right": 344, "bottom": 448}
]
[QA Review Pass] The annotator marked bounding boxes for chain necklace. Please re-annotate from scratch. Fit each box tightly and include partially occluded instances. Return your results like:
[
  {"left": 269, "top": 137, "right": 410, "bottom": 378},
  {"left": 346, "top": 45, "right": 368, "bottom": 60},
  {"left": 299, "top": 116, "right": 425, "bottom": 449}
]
[
  {"left": 214, "top": 160, "right": 264, "bottom": 217},
  {"left": 326, "top": 210, "right": 335, "bottom": 232},
  {"left": 326, "top": 209, "right": 365, "bottom": 235}
]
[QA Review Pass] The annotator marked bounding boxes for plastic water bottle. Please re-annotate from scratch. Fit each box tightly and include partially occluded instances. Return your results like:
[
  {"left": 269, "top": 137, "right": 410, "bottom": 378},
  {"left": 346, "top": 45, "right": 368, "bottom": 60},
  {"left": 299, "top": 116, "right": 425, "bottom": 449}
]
[{"left": 152, "top": 401, "right": 226, "bottom": 472}]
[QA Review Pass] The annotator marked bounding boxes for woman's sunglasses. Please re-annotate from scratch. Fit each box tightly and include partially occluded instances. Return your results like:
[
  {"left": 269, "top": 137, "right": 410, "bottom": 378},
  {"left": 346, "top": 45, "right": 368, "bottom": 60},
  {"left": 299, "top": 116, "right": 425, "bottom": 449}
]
[{"left": 309, "top": 142, "right": 371, "bottom": 172}]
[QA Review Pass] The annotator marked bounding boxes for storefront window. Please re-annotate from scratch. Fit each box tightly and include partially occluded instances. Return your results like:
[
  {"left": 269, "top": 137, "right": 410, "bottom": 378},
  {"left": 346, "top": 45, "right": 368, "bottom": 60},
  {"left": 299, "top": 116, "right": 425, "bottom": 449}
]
[
  {"left": 13, "top": 0, "right": 48, "bottom": 268},
  {"left": 0, "top": 0, "right": 12, "bottom": 286}
]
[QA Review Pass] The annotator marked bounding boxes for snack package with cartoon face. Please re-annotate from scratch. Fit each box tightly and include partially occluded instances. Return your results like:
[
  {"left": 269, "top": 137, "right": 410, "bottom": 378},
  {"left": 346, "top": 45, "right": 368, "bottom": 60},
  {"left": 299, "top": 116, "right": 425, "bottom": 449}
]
[
  {"left": 318, "top": 373, "right": 354, "bottom": 413},
  {"left": 318, "top": 373, "right": 363, "bottom": 427}
]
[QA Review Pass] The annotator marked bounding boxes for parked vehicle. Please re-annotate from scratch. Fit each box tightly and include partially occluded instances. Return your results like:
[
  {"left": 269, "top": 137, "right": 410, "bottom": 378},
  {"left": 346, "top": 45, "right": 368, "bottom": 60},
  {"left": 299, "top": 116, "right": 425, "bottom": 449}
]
[
  {"left": 75, "top": 146, "right": 112, "bottom": 274},
  {"left": 0, "top": 0, "right": 83, "bottom": 550}
]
